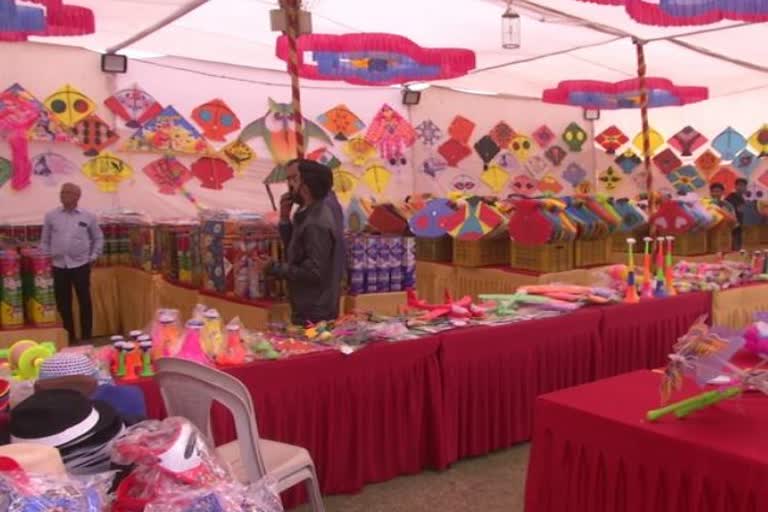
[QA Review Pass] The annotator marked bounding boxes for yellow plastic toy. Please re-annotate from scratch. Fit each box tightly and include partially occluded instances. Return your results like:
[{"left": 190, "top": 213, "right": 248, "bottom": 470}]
[{"left": 0, "top": 339, "right": 57, "bottom": 380}]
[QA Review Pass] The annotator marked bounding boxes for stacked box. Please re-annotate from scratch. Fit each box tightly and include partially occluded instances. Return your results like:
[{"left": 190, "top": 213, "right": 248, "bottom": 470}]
[
  {"left": 156, "top": 222, "right": 201, "bottom": 286},
  {"left": 402, "top": 237, "right": 416, "bottom": 289},
  {"left": 127, "top": 222, "right": 156, "bottom": 272},
  {"left": 377, "top": 236, "right": 392, "bottom": 292},
  {"left": 20, "top": 248, "right": 57, "bottom": 326},
  {"left": 346, "top": 235, "right": 365, "bottom": 296},
  {"left": 0, "top": 250, "right": 24, "bottom": 329},
  {"left": 363, "top": 235, "right": 380, "bottom": 294}
]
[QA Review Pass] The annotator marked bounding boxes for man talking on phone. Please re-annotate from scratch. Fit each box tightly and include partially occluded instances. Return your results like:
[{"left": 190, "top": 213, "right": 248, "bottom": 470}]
[{"left": 257, "top": 159, "right": 343, "bottom": 326}]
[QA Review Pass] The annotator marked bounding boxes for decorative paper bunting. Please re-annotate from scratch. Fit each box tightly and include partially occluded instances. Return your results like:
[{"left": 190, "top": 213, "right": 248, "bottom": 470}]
[
  {"left": 709, "top": 167, "right": 739, "bottom": 194},
  {"left": 221, "top": 139, "right": 256, "bottom": 172},
  {"left": 332, "top": 167, "right": 358, "bottom": 204},
  {"left": 44, "top": 84, "right": 95, "bottom": 127},
  {"left": 3, "top": 84, "right": 71, "bottom": 143},
  {"left": 531, "top": 125, "right": 555, "bottom": 148},
  {"left": 447, "top": 116, "right": 475, "bottom": 144},
  {"left": 599, "top": 167, "right": 622, "bottom": 191},
  {"left": 32, "top": 152, "right": 76, "bottom": 186},
  {"left": 538, "top": 175, "right": 563, "bottom": 194},
  {"left": 419, "top": 156, "right": 448, "bottom": 178},
  {"left": 542, "top": 78, "right": 708, "bottom": 109},
  {"left": 451, "top": 174, "right": 477, "bottom": 192},
  {"left": 573, "top": 0, "right": 768, "bottom": 27},
  {"left": 143, "top": 156, "right": 192, "bottom": 194},
  {"left": 0, "top": 0, "right": 95, "bottom": 41},
  {"left": 365, "top": 104, "right": 416, "bottom": 165},
  {"left": 316, "top": 104, "right": 364, "bottom": 141},
  {"left": 70, "top": 114, "right": 119, "bottom": 156},
  {"left": 668, "top": 126, "right": 707, "bottom": 156},
  {"left": 480, "top": 164, "right": 509, "bottom": 193},
  {"left": 694, "top": 150, "right": 721, "bottom": 176},
  {"left": 191, "top": 156, "right": 234, "bottom": 190},
  {"left": 438, "top": 138, "right": 471, "bottom": 167},
  {"left": 408, "top": 198, "right": 453, "bottom": 238},
  {"left": 474, "top": 135, "right": 500, "bottom": 169},
  {"left": 748, "top": 124, "right": 768, "bottom": 156},
  {"left": 632, "top": 128, "right": 664, "bottom": 155},
  {"left": 712, "top": 127, "right": 747, "bottom": 161},
  {"left": 510, "top": 174, "right": 538, "bottom": 197},
  {"left": 596, "top": 126, "right": 628, "bottom": 155},
  {"left": 362, "top": 165, "right": 391, "bottom": 195},
  {"left": 652, "top": 148, "right": 683, "bottom": 175},
  {"left": 0, "top": 157, "right": 10, "bottom": 188},
  {"left": 0, "top": 0, "right": 45, "bottom": 35},
  {"left": 191, "top": 99, "right": 240, "bottom": 142},
  {"left": 615, "top": 149, "right": 642, "bottom": 174},
  {"left": 415, "top": 119, "right": 442, "bottom": 146},
  {"left": 733, "top": 149, "right": 759, "bottom": 177},
  {"left": 343, "top": 136, "right": 378, "bottom": 166},
  {"left": 126, "top": 105, "right": 209, "bottom": 155},
  {"left": 523, "top": 155, "right": 550, "bottom": 180},
  {"left": 490, "top": 122, "right": 515, "bottom": 148},
  {"left": 562, "top": 163, "right": 587, "bottom": 187},
  {"left": 81, "top": 152, "right": 133, "bottom": 192},
  {"left": 544, "top": 145, "right": 567, "bottom": 167},
  {"left": 509, "top": 134, "right": 534, "bottom": 162},
  {"left": 667, "top": 165, "right": 706, "bottom": 194},
  {"left": 104, "top": 86, "right": 163, "bottom": 128},
  {"left": 562, "top": 122, "right": 587, "bottom": 152}
]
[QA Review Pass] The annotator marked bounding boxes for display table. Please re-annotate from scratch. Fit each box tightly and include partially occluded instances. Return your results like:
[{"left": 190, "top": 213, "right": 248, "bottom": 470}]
[
  {"left": 0, "top": 325, "right": 68, "bottom": 349},
  {"left": 712, "top": 284, "right": 768, "bottom": 329},
  {"left": 525, "top": 370, "right": 768, "bottom": 512},
  {"left": 127, "top": 336, "right": 445, "bottom": 507}
]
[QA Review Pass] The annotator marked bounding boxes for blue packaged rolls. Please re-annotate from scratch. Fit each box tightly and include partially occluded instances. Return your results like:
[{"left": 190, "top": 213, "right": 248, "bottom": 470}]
[{"left": 377, "top": 267, "right": 390, "bottom": 292}]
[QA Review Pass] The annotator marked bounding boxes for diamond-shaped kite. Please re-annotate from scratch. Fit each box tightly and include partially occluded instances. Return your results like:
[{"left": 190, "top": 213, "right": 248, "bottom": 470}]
[
  {"left": 653, "top": 148, "right": 683, "bottom": 175},
  {"left": 595, "top": 125, "right": 628, "bottom": 154}
]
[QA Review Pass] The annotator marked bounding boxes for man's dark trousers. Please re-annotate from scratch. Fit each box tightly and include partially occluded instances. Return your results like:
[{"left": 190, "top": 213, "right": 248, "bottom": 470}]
[{"left": 53, "top": 263, "right": 92, "bottom": 342}]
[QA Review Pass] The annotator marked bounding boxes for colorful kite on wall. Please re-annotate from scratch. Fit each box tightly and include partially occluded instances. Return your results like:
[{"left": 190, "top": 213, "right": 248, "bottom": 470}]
[
  {"left": 615, "top": 149, "right": 642, "bottom": 174},
  {"left": 3, "top": 84, "right": 71, "bottom": 143},
  {"left": 0, "top": 0, "right": 95, "bottom": 41},
  {"left": 575, "top": 0, "right": 768, "bottom": 26},
  {"left": 191, "top": 156, "right": 234, "bottom": 190},
  {"left": 415, "top": 119, "right": 442, "bottom": 146},
  {"left": 191, "top": 99, "right": 240, "bottom": 141},
  {"left": 668, "top": 126, "right": 707, "bottom": 156},
  {"left": 544, "top": 145, "right": 567, "bottom": 167},
  {"left": 480, "top": 164, "right": 509, "bottom": 193},
  {"left": 709, "top": 167, "right": 739, "bottom": 194},
  {"left": 562, "top": 122, "right": 587, "bottom": 152},
  {"left": 509, "top": 134, "right": 535, "bottom": 162},
  {"left": 306, "top": 146, "right": 341, "bottom": 169},
  {"left": 667, "top": 165, "right": 706, "bottom": 194},
  {"left": 125, "top": 105, "right": 209, "bottom": 155},
  {"left": 44, "top": 84, "right": 95, "bottom": 127},
  {"left": 599, "top": 167, "right": 622, "bottom": 191},
  {"left": 474, "top": 135, "right": 500, "bottom": 169},
  {"left": 275, "top": 33, "right": 476, "bottom": 86},
  {"left": 32, "top": 151, "right": 76, "bottom": 186},
  {"left": 748, "top": 125, "right": 768, "bottom": 156},
  {"left": 633, "top": 127, "right": 665, "bottom": 155},
  {"left": 448, "top": 116, "right": 475, "bottom": 144},
  {"left": 0, "top": 157, "right": 11, "bottom": 187},
  {"left": 532, "top": 125, "right": 556, "bottom": 148},
  {"left": 0, "top": 87, "right": 39, "bottom": 190},
  {"left": 81, "top": 152, "right": 133, "bottom": 192},
  {"left": 408, "top": 198, "right": 453, "bottom": 238},
  {"left": 239, "top": 98, "right": 332, "bottom": 183},
  {"left": 509, "top": 174, "right": 538, "bottom": 197},
  {"left": 104, "top": 86, "right": 163, "bottom": 128},
  {"left": 523, "top": 155, "right": 550, "bottom": 180},
  {"left": 542, "top": 78, "right": 708, "bottom": 109},
  {"left": 538, "top": 175, "right": 564, "bottom": 195},
  {"left": 143, "top": 156, "right": 192, "bottom": 195},
  {"left": 70, "top": 115, "right": 119, "bottom": 156},
  {"left": 343, "top": 136, "right": 378, "bottom": 166},
  {"left": 419, "top": 156, "right": 448, "bottom": 178},
  {"left": 759, "top": 169, "right": 768, "bottom": 190},
  {"left": 361, "top": 165, "right": 391, "bottom": 195},
  {"left": 316, "top": 104, "right": 365, "bottom": 141},
  {"left": 653, "top": 148, "right": 683, "bottom": 175},
  {"left": 490, "top": 122, "right": 515, "bottom": 148},
  {"left": 365, "top": 104, "right": 416, "bottom": 165},
  {"left": 497, "top": 152, "right": 520, "bottom": 171},
  {"left": 712, "top": 127, "right": 747, "bottom": 161},
  {"left": 438, "top": 139, "right": 471, "bottom": 167},
  {"left": 452, "top": 174, "right": 478, "bottom": 193},
  {"left": 695, "top": 150, "right": 721, "bottom": 177},
  {"left": 221, "top": 139, "right": 256, "bottom": 173},
  {"left": 595, "top": 125, "right": 628, "bottom": 154},
  {"left": 733, "top": 149, "right": 759, "bottom": 177},
  {"left": 332, "top": 167, "right": 358, "bottom": 204},
  {"left": 562, "top": 163, "right": 587, "bottom": 188}
]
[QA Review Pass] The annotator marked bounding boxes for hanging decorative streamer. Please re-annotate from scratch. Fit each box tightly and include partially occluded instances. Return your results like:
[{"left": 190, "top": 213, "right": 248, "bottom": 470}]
[
  {"left": 635, "top": 40, "right": 653, "bottom": 214},
  {"left": 0, "top": 0, "right": 94, "bottom": 41},
  {"left": 575, "top": 0, "right": 768, "bottom": 26}
]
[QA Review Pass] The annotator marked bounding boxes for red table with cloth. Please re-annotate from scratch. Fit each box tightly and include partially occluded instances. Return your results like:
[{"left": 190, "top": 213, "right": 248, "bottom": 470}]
[
  {"left": 128, "top": 335, "right": 445, "bottom": 507},
  {"left": 525, "top": 370, "right": 768, "bottom": 512},
  {"left": 438, "top": 308, "right": 603, "bottom": 465},
  {"left": 596, "top": 291, "right": 712, "bottom": 379}
]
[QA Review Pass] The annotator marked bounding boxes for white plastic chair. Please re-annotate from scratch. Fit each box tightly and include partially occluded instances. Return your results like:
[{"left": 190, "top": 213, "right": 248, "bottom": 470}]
[{"left": 154, "top": 358, "right": 325, "bottom": 512}]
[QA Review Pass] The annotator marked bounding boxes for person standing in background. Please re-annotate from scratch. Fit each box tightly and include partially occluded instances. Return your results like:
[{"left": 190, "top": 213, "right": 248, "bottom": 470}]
[
  {"left": 40, "top": 183, "right": 103, "bottom": 342},
  {"left": 726, "top": 178, "right": 748, "bottom": 250}
]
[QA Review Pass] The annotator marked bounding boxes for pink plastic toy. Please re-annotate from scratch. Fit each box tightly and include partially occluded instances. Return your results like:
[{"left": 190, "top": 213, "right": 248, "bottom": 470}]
[{"left": 175, "top": 320, "right": 211, "bottom": 365}]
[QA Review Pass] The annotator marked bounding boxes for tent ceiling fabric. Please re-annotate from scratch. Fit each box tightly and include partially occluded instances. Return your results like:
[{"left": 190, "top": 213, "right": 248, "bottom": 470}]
[{"left": 25, "top": 0, "right": 768, "bottom": 99}]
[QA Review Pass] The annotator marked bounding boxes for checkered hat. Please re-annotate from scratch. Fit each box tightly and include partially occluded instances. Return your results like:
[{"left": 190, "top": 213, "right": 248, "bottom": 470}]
[{"left": 38, "top": 353, "right": 98, "bottom": 381}]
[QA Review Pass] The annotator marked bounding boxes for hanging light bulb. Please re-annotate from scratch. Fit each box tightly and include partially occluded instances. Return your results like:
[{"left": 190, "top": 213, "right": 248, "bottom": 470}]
[{"left": 501, "top": 1, "right": 521, "bottom": 49}]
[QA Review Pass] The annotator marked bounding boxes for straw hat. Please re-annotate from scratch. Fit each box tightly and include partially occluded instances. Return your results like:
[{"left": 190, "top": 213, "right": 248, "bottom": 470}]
[{"left": 0, "top": 443, "right": 66, "bottom": 476}]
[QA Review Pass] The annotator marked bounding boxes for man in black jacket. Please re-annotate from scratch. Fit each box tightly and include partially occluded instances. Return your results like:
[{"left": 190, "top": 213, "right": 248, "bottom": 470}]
[
  {"left": 257, "top": 159, "right": 342, "bottom": 326},
  {"left": 726, "top": 178, "right": 748, "bottom": 250}
]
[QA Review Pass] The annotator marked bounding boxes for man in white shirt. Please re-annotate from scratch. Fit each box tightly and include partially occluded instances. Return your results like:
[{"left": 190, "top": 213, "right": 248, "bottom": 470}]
[{"left": 40, "top": 183, "right": 104, "bottom": 342}]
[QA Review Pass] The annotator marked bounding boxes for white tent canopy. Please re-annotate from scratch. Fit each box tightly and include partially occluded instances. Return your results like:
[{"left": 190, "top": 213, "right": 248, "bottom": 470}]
[{"left": 24, "top": 0, "right": 768, "bottom": 99}]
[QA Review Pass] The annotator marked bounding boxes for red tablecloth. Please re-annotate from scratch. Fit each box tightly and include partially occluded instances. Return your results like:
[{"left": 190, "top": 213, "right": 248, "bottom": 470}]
[
  {"left": 438, "top": 308, "right": 603, "bottom": 464},
  {"left": 525, "top": 370, "right": 768, "bottom": 512},
  {"left": 597, "top": 291, "right": 713, "bottom": 378},
  {"left": 128, "top": 336, "right": 444, "bottom": 506}
]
